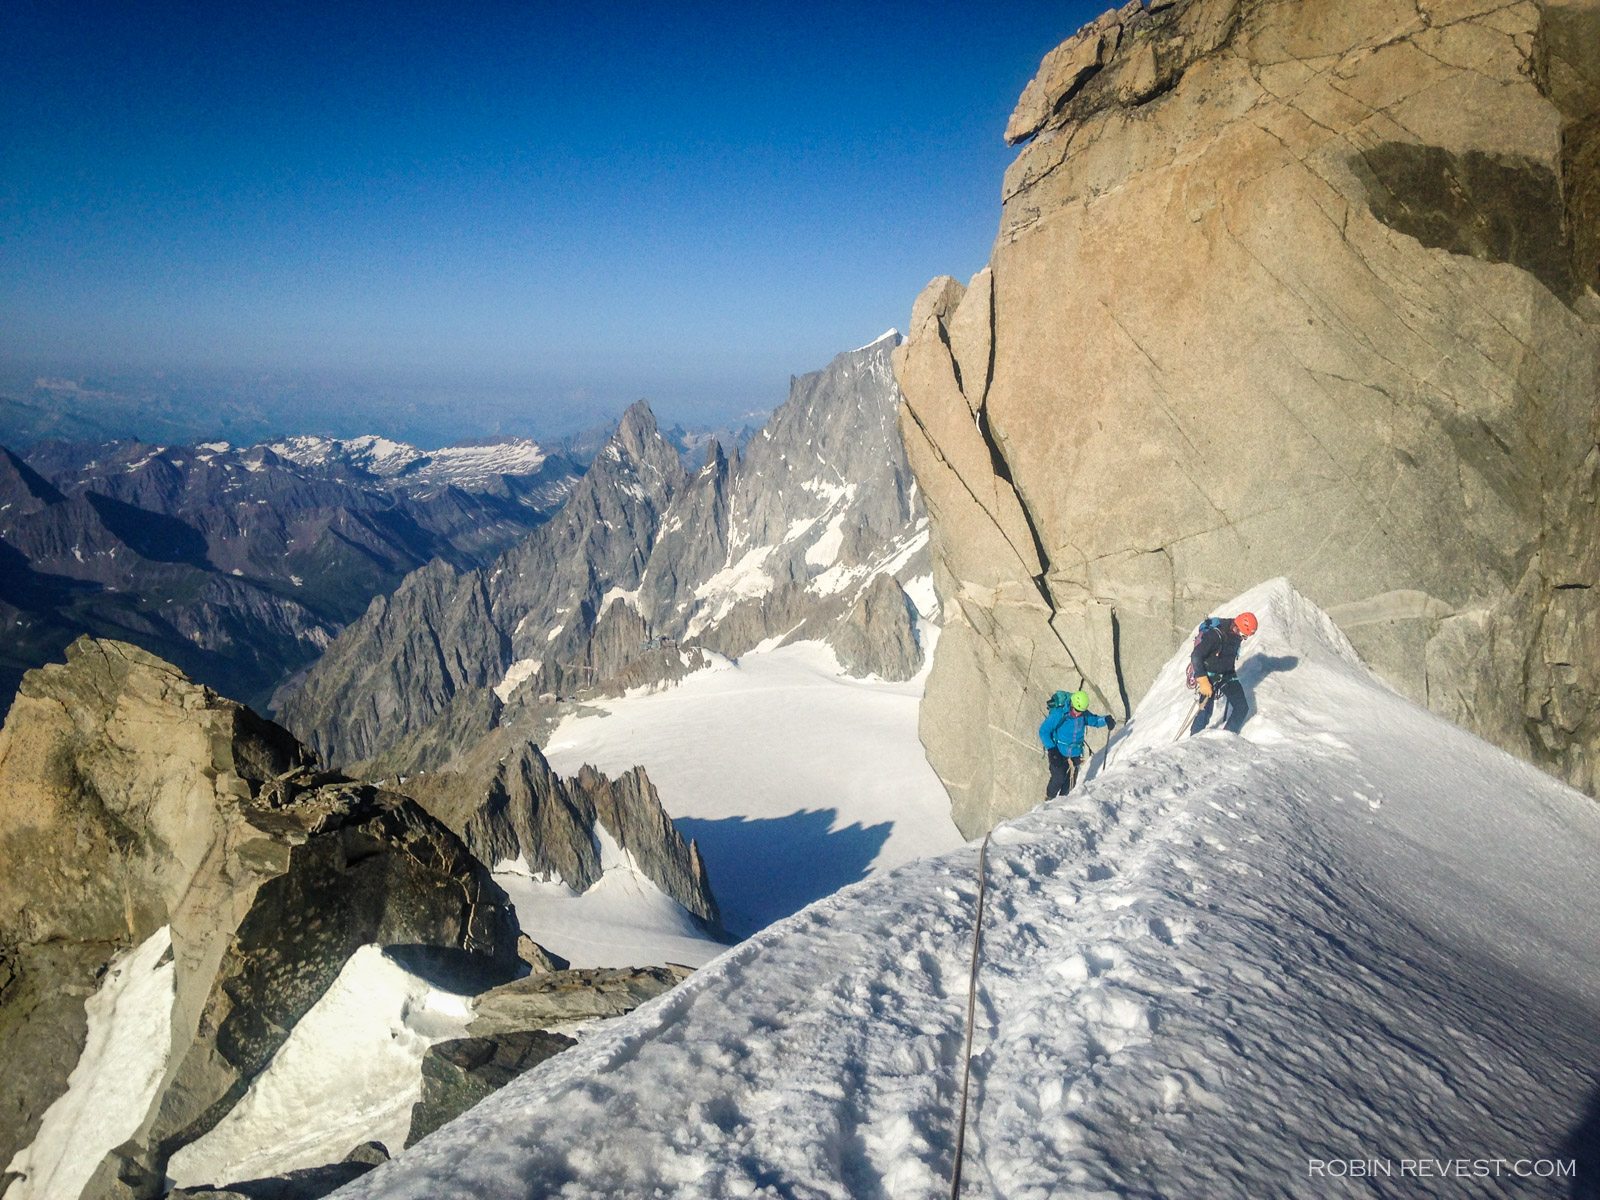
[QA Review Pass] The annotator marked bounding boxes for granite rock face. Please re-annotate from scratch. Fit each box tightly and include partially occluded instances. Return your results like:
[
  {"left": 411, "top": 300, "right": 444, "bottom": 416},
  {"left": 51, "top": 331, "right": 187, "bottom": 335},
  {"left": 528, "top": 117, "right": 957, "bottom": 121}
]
[
  {"left": 281, "top": 338, "right": 931, "bottom": 776},
  {"left": 898, "top": 0, "right": 1600, "bottom": 835},
  {"left": 0, "top": 638, "right": 518, "bottom": 1196}
]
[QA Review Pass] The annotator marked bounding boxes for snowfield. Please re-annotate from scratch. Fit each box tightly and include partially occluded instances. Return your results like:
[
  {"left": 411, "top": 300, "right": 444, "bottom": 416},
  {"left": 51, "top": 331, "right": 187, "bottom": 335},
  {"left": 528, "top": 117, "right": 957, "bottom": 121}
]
[
  {"left": 543, "top": 639, "right": 964, "bottom": 938},
  {"left": 337, "top": 580, "right": 1600, "bottom": 1199},
  {"left": 492, "top": 829, "right": 726, "bottom": 970}
]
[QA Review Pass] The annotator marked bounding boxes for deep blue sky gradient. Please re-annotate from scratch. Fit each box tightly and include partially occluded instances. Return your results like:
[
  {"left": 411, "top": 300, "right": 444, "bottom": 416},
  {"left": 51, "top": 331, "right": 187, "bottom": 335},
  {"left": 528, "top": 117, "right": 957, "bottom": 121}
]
[{"left": 2, "top": 1, "right": 1103, "bottom": 439}]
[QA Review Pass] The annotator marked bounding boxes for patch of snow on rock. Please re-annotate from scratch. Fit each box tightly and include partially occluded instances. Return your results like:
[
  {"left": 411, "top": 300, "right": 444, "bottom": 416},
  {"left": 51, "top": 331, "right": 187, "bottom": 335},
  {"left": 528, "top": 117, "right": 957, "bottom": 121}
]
[
  {"left": 902, "top": 572, "right": 939, "bottom": 621},
  {"left": 493, "top": 657, "right": 540, "bottom": 703},
  {"left": 685, "top": 546, "right": 776, "bottom": 638},
  {"left": 4, "top": 928, "right": 176, "bottom": 1200},
  {"left": 167, "top": 945, "right": 473, "bottom": 1189},
  {"left": 803, "top": 510, "right": 848, "bottom": 568}
]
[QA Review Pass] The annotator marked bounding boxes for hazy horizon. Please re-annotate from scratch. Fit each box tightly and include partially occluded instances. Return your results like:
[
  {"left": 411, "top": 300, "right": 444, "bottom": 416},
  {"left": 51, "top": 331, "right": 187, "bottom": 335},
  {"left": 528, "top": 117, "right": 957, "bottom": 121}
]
[{"left": 2, "top": 1, "right": 1104, "bottom": 445}]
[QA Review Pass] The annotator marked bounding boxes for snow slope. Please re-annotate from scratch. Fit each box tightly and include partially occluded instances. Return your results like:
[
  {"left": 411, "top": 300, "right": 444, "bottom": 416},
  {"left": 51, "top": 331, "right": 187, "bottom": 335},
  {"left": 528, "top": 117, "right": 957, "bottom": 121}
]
[
  {"left": 169, "top": 945, "right": 475, "bottom": 1188},
  {"left": 493, "top": 828, "right": 725, "bottom": 970},
  {"left": 543, "top": 640, "right": 964, "bottom": 937},
  {"left": 3, "top": 928, "right": 175, "bottom": 1200},
  {"left": 337, "top": 580, "right": 1600, "bottom": 1199}
]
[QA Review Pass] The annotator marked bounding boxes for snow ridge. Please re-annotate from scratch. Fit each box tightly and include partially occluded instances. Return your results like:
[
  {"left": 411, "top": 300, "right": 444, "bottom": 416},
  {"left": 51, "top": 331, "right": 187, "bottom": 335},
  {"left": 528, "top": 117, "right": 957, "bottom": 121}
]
[{"left": 340, "top": 580, "right": 1600, "bottom": 1199}]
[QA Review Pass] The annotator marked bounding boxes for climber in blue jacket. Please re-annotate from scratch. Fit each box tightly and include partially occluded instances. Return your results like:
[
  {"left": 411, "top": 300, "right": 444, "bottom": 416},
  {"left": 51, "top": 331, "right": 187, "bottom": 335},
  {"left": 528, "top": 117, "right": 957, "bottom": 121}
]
[{"left": 1038, "top": 689, "right": 1115, "bottom": 799}]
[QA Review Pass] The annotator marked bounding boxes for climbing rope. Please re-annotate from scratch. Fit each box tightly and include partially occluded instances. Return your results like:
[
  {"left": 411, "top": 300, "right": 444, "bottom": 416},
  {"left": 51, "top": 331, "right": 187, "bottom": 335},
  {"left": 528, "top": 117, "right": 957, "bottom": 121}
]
[{"left": 949, "top": 829, "right": 992, "bottom": 1199}]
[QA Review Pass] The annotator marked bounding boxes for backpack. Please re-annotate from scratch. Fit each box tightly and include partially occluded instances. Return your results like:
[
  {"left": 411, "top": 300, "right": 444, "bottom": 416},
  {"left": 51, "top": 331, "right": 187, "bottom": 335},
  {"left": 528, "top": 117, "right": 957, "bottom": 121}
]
[{"left": 1185, "top": 617, "right": 1226, "bottom": 690}]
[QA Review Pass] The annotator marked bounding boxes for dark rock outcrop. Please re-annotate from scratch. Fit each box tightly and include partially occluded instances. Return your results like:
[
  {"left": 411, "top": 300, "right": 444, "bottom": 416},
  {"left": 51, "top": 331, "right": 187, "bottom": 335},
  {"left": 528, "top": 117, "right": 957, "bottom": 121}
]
[
  {"left": 0, "top": 638, "right": 519, "bottom": 1196},
  {"left": 403, "top": 742, "right": 722, "bottom": 933},
  {"left": 897, "top": 0, "right": 1600, "bottom": 833},
  {"left": 404, "top": 1030, "right": 576, "bottom": 1147}
]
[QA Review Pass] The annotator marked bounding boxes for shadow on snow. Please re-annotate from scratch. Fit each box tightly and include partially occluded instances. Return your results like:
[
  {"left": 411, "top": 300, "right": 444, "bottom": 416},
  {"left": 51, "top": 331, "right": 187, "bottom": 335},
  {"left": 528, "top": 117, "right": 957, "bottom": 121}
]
[{"left": 675, "top": 807, "right": 892, "bottom": 940}]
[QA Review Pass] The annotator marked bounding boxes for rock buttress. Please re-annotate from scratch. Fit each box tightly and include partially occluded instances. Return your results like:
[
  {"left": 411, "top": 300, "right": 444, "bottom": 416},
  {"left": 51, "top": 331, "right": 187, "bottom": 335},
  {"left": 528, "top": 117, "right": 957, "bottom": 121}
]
[{"left": 898, "top": 0, "right": 1600, "bottom": 834}]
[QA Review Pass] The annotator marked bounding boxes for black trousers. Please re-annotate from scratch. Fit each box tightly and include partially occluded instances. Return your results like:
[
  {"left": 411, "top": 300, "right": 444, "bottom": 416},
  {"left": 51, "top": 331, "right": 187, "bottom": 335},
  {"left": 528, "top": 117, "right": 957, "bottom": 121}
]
[
  {"left": 1046, "top": 748, "right": 1082, "bottom": 799},
  {"left": 1190, "top": 675, "right": 1250, "bottom": 736}
]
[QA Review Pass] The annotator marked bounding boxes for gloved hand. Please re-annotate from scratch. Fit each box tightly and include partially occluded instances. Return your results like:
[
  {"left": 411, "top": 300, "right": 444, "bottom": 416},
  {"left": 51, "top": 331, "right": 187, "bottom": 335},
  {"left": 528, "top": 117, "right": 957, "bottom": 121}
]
[
  {"left": 1196, "top": 676, "right": 1213, "bottom": 698},
  {"left": 1106, "top": 716, "right": 1118, "bottom": 732}
]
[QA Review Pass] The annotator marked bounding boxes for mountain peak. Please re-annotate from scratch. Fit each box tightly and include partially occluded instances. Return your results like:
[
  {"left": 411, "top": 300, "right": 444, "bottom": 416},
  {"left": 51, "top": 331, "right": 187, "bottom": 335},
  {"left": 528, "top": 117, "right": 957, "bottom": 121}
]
[
  {"left": 0, "top": 445, "right": 65, "bottom": 513},
  {"left": 617, "top": 398, "right": 657, "bottom": 437},
  {"left": 852, "top": 328, "right": 901, "bottom": 352}
]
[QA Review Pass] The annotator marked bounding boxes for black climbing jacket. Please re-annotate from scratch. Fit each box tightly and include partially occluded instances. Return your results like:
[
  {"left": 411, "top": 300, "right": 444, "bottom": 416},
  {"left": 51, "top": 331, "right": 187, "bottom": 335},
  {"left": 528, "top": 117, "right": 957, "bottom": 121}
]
[{"left": 1190, "top": 620, "right": 1242, "bottom": 682}]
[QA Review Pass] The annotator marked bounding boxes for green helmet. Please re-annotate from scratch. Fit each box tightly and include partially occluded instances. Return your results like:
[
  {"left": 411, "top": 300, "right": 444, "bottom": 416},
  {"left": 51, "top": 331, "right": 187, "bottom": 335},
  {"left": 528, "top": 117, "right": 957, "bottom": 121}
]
[{"left": 1069, "top": 690, "right": 1090, "bottom": 712}]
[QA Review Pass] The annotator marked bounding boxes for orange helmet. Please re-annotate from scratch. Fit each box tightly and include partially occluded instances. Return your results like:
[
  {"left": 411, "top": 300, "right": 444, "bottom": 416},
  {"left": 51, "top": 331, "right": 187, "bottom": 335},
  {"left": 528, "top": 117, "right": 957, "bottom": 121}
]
[{"left": 1234, "top": 612, "right": 1258, "bottom": 636}]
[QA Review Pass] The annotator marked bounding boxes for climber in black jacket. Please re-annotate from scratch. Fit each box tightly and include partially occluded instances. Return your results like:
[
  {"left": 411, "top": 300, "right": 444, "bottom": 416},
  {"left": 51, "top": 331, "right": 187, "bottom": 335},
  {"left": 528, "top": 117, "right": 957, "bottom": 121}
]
[{"left": 1189, "top": 611, "right": 1257, "bottom": 736}]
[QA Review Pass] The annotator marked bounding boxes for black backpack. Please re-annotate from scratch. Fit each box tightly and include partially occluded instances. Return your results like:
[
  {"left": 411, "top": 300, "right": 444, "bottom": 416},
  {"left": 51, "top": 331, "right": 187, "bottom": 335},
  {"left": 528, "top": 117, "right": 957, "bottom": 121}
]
[{"left": 1185, "top": 618, "right": 1226, "bottom": 690}]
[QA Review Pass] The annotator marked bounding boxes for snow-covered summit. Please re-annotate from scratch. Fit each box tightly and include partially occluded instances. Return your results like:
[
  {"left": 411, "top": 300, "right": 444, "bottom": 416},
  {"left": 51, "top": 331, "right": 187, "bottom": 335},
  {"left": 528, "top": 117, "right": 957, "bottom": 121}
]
[
  {"left": 337, "top": 579, "right": 1600, "bottom": 1198},
  {"left": 263, "top": 434, "right": 551, "bottom": 492},
  {"left": 266, "top": 433, "right": 425, "bottom": 476}
]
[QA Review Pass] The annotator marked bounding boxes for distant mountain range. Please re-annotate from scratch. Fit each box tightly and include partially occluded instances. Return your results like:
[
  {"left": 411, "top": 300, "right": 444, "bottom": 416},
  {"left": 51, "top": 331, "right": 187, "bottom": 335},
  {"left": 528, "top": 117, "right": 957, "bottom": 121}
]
[
  {"left": 277, "top": 333, "right": 931, "bottom": 776},
  {"left": 0, "top": 434, "right": 584, "bottom": 715}
]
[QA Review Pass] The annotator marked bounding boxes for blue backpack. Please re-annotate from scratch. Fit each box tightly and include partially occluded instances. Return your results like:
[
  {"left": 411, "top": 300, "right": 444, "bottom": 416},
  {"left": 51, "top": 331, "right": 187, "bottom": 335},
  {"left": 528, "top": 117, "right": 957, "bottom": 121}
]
[{"left": 1185, "top": 618, "right": 1226, "bottom": 691}]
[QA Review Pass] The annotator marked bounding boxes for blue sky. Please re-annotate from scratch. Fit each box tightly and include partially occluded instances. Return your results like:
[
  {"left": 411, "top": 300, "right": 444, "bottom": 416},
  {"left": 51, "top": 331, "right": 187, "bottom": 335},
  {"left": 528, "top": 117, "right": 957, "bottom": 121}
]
[{"left": 1, "top": 1, "right": 1102, "bottom": 439}]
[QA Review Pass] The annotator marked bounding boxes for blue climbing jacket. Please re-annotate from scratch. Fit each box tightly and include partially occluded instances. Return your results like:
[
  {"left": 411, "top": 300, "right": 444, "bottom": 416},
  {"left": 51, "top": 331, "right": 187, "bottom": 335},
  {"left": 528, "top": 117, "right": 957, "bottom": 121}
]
[{"left": 1038, "top": 707, "right": 1108, "bottom": 757}]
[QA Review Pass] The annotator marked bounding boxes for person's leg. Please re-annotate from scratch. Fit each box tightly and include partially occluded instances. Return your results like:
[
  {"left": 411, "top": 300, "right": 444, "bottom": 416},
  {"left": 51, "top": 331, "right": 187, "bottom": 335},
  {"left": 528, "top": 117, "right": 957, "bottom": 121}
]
[
  {"left": 1065, "top": 756, "right": 1082, "bottom": 793},
  {"left": 1221, "top": 677, "right": 1250, "bottom": 733},
  {"left": 1189, "top": 690, "right": 1215, "bottom": 736},
  {"left": 1046, "top": 748, "right": 1070, "bottom": 798}
]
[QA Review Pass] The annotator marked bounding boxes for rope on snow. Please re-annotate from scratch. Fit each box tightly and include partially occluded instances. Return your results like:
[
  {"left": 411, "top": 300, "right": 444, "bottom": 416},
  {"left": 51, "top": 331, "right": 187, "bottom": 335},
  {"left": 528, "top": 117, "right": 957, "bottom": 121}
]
[{"left": 949, "top": 829, "right": 991, "bottom": 1199}]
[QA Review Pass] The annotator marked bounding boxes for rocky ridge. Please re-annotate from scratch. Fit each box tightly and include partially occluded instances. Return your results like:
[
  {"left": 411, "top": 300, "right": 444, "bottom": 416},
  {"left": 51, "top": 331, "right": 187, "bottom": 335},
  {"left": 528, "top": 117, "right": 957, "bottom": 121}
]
[
  {"left": 279, "top": 336, "right": 931, "bottom": 775},
  {"left": 0, "top": 638, "right": 519, "bottom": 1198},
  {"left": 401, "top": 741, "right": 722, "bottom": 932},
  {"left": 897, "top": 0, "right": 1600, "bottom": 834},
  {"left": 0, "top": 639, "right": 718, "bottom": 1199}
]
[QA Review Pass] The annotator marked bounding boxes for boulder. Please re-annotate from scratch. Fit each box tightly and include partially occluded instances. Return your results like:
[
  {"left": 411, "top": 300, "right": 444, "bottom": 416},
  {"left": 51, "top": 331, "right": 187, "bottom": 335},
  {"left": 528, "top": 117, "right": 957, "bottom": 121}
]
[
  {"left": 897, "top": 0, "right": 1600, "bottom": 834},
  {"left": 404, "top": 1030, "right": 575, "bottom": 1147},
  {"left": 468, "top": 964, "right": 692, "bottom": 1036},
  {"left": 404, "top": 963, "right": 691, "bottom": 1148},
  {"left": 515, "top": 936, "right": 568, "bottom": 974}
]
